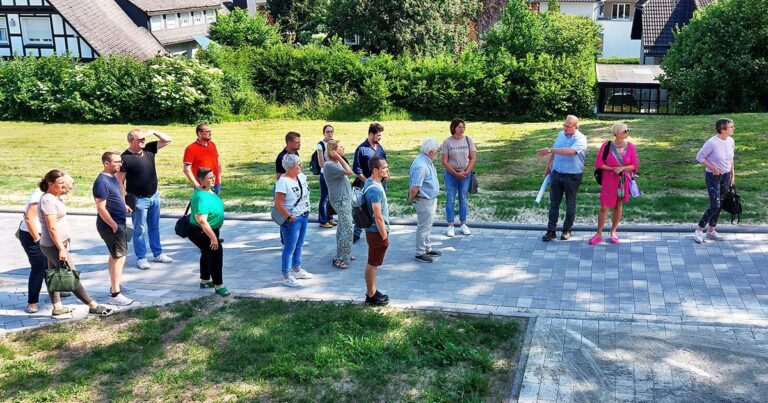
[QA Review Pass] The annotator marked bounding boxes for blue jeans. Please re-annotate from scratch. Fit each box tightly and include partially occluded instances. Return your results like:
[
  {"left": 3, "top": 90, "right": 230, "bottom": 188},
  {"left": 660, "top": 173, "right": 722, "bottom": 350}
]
[
  {"left": 548, "top": 171, "right": 583, "bottom": 232},
  {"left": 280, "top": 213, "right": 308, "bottom": 276},
  {"left": 444, "top": 171, "right": 471, "bottom": 223},
  {"left": 19, "top": 230, "right": 47, "bottom": 304},
  {"left": 698, "top": 172, "right": 731, "bottom": 229},
  {"left": 131, "top": 192, "right": 163, "bottom": 260},
  {"left": 318, "top": 173, "right": 333, "bottom": 224}
]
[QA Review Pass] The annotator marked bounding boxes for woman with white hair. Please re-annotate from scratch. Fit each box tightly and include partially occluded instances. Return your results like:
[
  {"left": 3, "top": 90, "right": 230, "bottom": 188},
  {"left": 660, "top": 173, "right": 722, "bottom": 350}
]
[
  {"left": 589, "top": 123, "right": 639, "bottom": 245},
  {"left": 274, "top": 153, "right": 314, "bottom": 287}
]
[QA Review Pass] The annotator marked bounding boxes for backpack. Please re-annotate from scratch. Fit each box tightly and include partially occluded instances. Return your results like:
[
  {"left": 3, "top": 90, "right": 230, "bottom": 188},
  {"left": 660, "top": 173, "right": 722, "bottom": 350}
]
[
  {"left": 309, "top": 141, "right": 325, "bottom": 175},
  {"left": 351, "top": 184, "right": 380, "bottom": 228},
  {"left": 721, "top": 186, "right": 742, "bottom": 224}
]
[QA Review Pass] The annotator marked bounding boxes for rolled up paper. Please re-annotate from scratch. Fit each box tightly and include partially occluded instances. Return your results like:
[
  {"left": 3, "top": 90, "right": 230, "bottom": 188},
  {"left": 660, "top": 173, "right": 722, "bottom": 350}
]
[{"left": 535, "top": 174, "right": 551, "bottom": 204}]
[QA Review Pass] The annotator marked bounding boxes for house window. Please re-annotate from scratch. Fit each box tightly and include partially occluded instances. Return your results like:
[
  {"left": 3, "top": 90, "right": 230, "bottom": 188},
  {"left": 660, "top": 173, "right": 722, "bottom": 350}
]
[
  {"left": 205, "top": 10, "right": 216, "bottom": 24},
  {"left": 150, "top": 15, "right": 164, "bottom": 31},
  {"left": 165, "top": 14, "right": 179, "bottom": 29},
  {"left": 598, "top": 4, "right": 605, "bottom": 18},
  {"left": 612, "top": 3, "right": 631, "bottom": 20},
  {"left": 180, "top": 12, "right": 191, "bottom": 27},
  {"left": 344, "top": 34, "right": 360, "bottom": 46},
  {"left": 193, "top": 11, "right": 204, "bottom": 25},
  {"left": 21, "top": 17, "right": 53, "bottom": 46},
  {"left": 0, "top": 17, "right": 8, "bottom": 44}
]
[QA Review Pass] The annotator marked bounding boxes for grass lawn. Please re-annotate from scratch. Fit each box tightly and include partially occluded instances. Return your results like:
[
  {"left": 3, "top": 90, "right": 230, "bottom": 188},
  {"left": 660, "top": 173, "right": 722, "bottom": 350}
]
[
  {"left": 0, "top": 298, "right": 524, "bottom": 402},
  {"left": 1, "top": 113, "right": 766, "bottom": 224}
]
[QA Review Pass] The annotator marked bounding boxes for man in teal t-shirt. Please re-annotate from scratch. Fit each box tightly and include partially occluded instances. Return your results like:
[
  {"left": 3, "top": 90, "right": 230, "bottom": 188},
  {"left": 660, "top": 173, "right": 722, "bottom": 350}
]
[{"left": 363, "top": 157, "right": 391, "bottom": 307}]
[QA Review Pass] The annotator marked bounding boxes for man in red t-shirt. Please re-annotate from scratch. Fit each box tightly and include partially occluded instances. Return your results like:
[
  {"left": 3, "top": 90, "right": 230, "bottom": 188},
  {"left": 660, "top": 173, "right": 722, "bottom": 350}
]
[{"left": 183, "top": 123, "right": 222, "bottom": 194}]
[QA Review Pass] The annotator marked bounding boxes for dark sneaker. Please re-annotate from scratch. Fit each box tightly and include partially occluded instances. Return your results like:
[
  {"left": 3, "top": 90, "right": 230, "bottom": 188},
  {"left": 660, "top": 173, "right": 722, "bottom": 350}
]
[
  {"left": 353, "top": 234, "right": 361, "bottom": 244},
  {"left": 365, "top": 291, "right": 390, "bottom": 306},
  {"left": 426, "top": 250, "right": 442, "bottom": 257},
  {"left": 374, "top": 290, "right": 389, "bottom": 302},
  {"left": 542, "top": 231, "right": 557, "bottom": 241},
  {"left": 415, "top": 254, "right": 433, "bottom": 263},
  {"left": 560, "top": 231, "right": 572, "bottom": 241}
]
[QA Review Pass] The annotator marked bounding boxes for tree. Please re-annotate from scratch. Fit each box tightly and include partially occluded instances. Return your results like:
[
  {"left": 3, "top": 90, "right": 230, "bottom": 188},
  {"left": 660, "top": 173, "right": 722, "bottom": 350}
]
[
  {"left": 659, "top": 0, "right": 768, "bottom": 114},
  {"left": 483, "top": 0, "right": 543, "bottom": 59},
  {"left": 267, "top": 0, "right": 329, "bottom": 43},
  {"left": 325, "top": 0, "right": 481, "bottom": 56},
  {"left": 547, "top": 0, "right": 560, "bottom": 14},
  {"left": 208, "top": 8, "right": 281, "bottom": 48}
]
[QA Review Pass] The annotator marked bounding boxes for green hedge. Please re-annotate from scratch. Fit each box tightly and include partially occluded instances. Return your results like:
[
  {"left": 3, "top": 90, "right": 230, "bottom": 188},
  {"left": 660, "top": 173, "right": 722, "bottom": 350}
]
[
  {"left": 0, "top": 56, "right": 231, "bottom": 123},
  {"left": 597, "top": 57, "right": 641, "bottom": 64}
]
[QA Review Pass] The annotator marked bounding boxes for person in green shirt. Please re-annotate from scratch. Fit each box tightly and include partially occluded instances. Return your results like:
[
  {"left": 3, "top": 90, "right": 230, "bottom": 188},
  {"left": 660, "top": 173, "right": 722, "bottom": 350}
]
[{"left": 187, "top": 167, "right": 229, "bottom": 296}]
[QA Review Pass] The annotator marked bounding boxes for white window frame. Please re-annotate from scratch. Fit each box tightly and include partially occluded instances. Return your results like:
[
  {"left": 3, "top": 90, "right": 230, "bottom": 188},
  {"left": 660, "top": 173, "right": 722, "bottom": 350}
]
[
  {"left": 205, "top": 10, "right": 216, "bottom": 24},
  {"left": 193, "top": 11, "right": 204, "bottom": 25},
  {"left": 150, "top": 15, "right": 164, "bottom": 31},
  {"left": 344, "top": 34, "right": 360, "bottom": 46},
  {"left": 179, "top": 12, "right": 191, "bottom": 27},
  {"left": 0, "top": 17, "right": 8, "bottom": 44},
  {"left": 165, "top": 13, "right": 179, "bottom": 29},
  {"left": 20, "top": 17, "right": 53, "bottom": 46},
  {"left": 612, "top": 3, "right": 631, "bottom": 21}
]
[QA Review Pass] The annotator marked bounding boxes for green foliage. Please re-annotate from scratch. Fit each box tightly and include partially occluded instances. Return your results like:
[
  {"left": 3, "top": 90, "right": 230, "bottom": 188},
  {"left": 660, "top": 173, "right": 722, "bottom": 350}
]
[
  {"left": 208, "top": 8, "right": 281, "bottom": 48},
  {"left": 325, "top": 0, "right": 481, "bottom": 56},
  {"left": 267, "top": 0, "right": 330, "bottom": 43},
  {"left": 660, "top": 0, "right": 768, "bottom": 114},
  {"left": 598, "top": 56, "right": 641, "bottom": 64},
  {"left": 483, "top": 0, "right": 543, "bottom": 59},
  {"left": 0, "top": 55, "right": 235, "bottom": 123},
  {"left": 547, "top": 0, "right": 560, "bottom": 13}
]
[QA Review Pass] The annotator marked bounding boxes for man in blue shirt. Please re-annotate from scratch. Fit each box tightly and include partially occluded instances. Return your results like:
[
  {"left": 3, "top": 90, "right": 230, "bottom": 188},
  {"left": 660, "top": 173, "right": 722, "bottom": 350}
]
[
  {"left": 363, "top": 156, "right": 391, "bottom": 306},
  {"left": 407, "top": 138, "right": 442, "bottom": 263},
  {"left": 352, "top": 123, "right": 387, "bottom": 243},
  {"left": 537, "top": 115, "right": 588, "bottom": 241},
  {"left": 94, "top": 151, "right": 134, "bottom": 306}
]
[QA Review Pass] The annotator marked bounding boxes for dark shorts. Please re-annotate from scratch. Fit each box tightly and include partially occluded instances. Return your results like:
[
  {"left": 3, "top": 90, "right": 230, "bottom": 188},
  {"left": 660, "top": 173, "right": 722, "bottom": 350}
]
[
  {"left": 98, "top": 225, "right": 130, "bottom": 259},
  {"left": 366, "top": 231, "right": 389, "bottom": 267}
]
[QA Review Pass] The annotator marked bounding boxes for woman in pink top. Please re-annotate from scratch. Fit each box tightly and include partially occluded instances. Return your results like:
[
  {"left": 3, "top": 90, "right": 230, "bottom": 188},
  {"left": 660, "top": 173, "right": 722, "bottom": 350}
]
[{"left": 589, "top": 123, "right": 639, "bottom": 245}]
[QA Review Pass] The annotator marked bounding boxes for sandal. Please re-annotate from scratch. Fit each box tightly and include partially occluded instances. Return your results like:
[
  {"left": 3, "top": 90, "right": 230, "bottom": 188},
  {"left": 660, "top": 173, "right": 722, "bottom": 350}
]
[
  {"left": 88, "top": 305, "right": 114, "bottom": 317},
  {"left": 26, "top": 304, "right": 39, "bottom": 314},
  {"left": 215, "top": 287, "right": 231, "bottom": 297},
  {"left": 609, "top": 234, "right": 619, "bottom": 244},
  {"left": 52, "top": 306, "right": 74, "bottom": 316},
  {"left": 588, "top": 235, "right": 603, "bottom": 246},
  {"left": 332, "top": 259, "right": 349, "bottom": 270},
  {"left": 199, "top": 280, "right": 215, "bottom": 289}
]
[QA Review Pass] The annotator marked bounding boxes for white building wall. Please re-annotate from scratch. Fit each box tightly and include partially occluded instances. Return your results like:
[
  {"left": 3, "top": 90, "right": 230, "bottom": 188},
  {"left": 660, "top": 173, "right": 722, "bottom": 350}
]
[
  {"left": 539, "top": 2, "right": 596, "bottom": 17},
  {"left": 599, "top": 20, "right": 641, "bottom": 58}
]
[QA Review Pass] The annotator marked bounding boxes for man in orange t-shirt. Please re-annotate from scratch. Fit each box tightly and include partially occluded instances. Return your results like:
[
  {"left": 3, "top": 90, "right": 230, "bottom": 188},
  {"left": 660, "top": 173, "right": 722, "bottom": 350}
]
[{"left": 183, "top": 123, "right": 222, "bottom": 194}]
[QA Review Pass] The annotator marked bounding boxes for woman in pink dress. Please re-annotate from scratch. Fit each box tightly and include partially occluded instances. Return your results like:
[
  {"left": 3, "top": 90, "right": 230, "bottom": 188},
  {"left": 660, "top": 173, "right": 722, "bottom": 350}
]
[{"left": 589, "top": 123, "right": 639, "bottom": 245}]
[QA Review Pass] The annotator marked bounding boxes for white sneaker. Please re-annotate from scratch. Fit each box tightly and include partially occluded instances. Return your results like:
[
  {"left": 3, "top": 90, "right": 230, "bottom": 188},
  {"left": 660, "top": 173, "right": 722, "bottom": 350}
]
[
  {"left": 460, "top": 224, "right": 472, "bottom": 236},
  {"left": 706, "top": 230, "right": 724, "bottom": 241},
  {"left": 282, "top": 274, "right": 302, "bottom": 288},
  {"left": 108, "top": 293, "right": 134, "bottom": 306},
  {"left": 293, "top": 268, "right": 314, "bottom": 279},
  {"left": 693, "top": 229, "right": 705, "bottom": 244},
  {"left": 153, "top": 253, "right": 174, "bottom": 263},
  {"left": 137, "top": 258, "right": 152, "bottom": 270},
  {"left": 446, "top": 225, "right": 455, "bottom": 237}
]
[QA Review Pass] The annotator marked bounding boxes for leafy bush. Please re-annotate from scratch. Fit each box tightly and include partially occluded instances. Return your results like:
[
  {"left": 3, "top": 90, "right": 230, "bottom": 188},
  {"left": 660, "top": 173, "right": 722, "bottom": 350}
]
[
  {"left": 0, "top": 55, "right": 232, "bottom": 123},
  {"left": 209, "top": 8, "right": 281, "bottom": 48},
  {"left": 660, "top": 0, "right": 768, "bottom": 114}
]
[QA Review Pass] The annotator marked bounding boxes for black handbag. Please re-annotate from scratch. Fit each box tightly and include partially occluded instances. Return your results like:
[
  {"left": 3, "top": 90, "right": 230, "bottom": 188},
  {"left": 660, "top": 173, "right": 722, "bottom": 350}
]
[
  {"left": 722, "top": 186, "right": 742, "bottom": 224},
  {"left": 593, "top": 141, "right": 611, "bottom": 185},
  {"left": 468, "top": 171, "right": 478, "bottom": 194},
  {"left": 45, "top": 260, "right": 80, "bottom": 292},
  {"left": 175, "top": 202, "right": 191, "bottom": 238}
]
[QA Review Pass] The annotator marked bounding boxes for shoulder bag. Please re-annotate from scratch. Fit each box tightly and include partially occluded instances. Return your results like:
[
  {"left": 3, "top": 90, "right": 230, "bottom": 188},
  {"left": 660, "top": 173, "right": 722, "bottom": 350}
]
[
  {"left": 271, "top": 177, "right": 304, "bottom": 225},
  {"left": 722, "top": 185, "right": 742, "bottom": 224},
  {"left": 175, "top": 202, "right": 192, "bottom": 238},
  {"left": 45, "top": 260, "right": 80, "bottom": 293},
  {"left": 593, "top": 141, "right": 611, "bottom": 185}
]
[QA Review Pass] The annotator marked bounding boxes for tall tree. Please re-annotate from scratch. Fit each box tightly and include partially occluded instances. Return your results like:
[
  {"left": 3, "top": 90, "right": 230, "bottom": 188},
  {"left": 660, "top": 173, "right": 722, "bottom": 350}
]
[
  {"left": 325, "top": 0, "right": 481, "bottom": 56},
  {"left": 660, "top": 0, "right": 768, "bottom": 113},
  {"left": 209, "top": 8, "right": 281, "bottom": 48},
  {"left": 267, "top": 0, "right": 330, "bottom": 43}
]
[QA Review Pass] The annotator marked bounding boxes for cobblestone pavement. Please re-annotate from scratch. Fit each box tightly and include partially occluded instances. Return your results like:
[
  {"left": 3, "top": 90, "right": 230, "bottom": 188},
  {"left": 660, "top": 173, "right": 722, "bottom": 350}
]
[{"left": 2, "top": 212, "right": 767, "bottom": 401}]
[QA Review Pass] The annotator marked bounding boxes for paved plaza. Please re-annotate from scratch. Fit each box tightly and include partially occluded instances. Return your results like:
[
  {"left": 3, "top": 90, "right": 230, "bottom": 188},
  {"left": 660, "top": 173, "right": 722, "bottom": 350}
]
[{"left": 2, "top": 211, "right": 768, "bottom": 401}]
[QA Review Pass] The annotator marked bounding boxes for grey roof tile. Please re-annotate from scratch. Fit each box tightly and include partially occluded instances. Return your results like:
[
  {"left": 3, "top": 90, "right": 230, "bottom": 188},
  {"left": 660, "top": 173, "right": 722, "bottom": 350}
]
[
  {"left": 633, "top": 0, "right": 711, "bottom": 57},
  {"left": 48, "top": 0, "right": 166, "bottom": 60}
]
